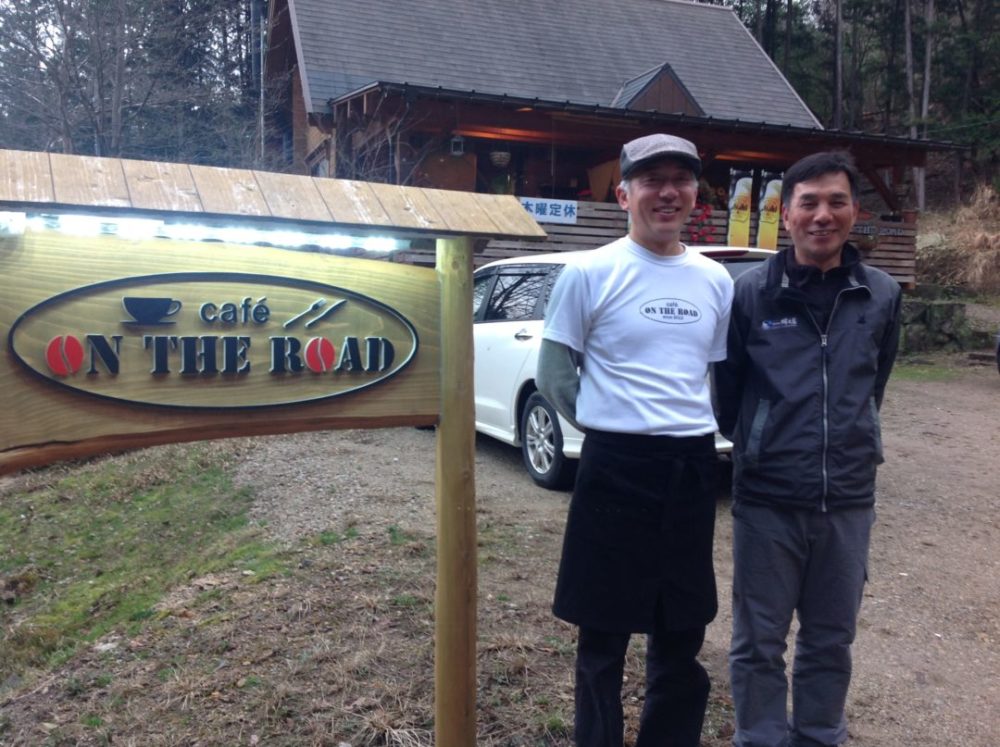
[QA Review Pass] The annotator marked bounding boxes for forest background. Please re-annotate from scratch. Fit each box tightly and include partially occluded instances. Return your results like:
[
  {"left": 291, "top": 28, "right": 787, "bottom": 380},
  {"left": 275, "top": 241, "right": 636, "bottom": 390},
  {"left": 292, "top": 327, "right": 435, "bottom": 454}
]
[{"left": 0, "top": 0, "right": 996, "bottom": 208}]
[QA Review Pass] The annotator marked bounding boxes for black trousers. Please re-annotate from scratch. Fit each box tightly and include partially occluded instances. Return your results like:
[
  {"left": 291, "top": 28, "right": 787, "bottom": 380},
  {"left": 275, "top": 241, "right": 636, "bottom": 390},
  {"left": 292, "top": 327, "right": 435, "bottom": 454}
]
[{"left": 575, "top": 622, "right": 710, "bottom": 747}]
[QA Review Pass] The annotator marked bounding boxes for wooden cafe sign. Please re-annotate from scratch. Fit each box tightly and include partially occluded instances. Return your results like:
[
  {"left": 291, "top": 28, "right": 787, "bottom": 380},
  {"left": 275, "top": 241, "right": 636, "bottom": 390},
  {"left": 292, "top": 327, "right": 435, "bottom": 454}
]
[
  {"left": 0, "top": 148, "right": 545, "bottom": 746},
  {"left": 9, "top": 257, "right": 420, "bottom": 410}
]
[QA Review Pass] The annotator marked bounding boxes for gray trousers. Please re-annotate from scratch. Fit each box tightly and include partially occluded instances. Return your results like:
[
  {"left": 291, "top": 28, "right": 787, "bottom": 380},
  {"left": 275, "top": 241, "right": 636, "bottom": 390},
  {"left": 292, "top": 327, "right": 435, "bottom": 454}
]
[{"left": 729, "top": 503, "right": 874, "bottom": 747}]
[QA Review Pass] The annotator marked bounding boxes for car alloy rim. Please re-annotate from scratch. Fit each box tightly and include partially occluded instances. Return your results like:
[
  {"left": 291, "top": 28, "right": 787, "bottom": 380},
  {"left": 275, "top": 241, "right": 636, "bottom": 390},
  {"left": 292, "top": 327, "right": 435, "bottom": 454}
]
[{"left": 525, "top": 404, "right": 556, "bottom": 474}]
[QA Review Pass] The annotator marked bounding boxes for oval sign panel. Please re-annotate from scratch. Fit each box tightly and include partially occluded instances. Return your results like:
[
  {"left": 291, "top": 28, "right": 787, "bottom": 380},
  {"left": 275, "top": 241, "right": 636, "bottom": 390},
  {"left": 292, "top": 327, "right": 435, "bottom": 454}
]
[
  {"left": 8, "top": 273, "right": 419, "bottom": 409},
  {"left": 639, "top": 298, "right": 703, "bottom": 325}
]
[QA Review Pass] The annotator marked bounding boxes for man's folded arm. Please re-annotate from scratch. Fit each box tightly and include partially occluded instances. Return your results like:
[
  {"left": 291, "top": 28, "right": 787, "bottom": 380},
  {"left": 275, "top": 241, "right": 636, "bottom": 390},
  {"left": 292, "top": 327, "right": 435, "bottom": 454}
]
[{"left": 537, "top": 339, "right": 582, "bottom": 432}]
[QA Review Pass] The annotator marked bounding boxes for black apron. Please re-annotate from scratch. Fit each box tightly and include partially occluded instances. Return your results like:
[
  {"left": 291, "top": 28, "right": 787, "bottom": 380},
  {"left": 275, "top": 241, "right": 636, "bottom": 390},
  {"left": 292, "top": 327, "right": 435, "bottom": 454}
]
[{"left": 552, "top": 430, "right": 719, "bottom": 633}]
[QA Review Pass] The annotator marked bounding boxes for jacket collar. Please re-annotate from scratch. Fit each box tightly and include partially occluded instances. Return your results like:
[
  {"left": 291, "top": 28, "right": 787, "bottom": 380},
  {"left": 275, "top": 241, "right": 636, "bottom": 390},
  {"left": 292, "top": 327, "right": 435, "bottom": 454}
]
[{"left": 759, "top": 243, "right": 870, "bottom": 299}]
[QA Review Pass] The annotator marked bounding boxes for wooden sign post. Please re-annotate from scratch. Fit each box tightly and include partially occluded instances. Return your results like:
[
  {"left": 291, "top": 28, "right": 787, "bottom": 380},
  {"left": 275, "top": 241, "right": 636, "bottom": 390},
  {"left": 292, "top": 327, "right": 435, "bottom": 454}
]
[
  {"left": 435, "top": 236, "right": 478, "bottom": 745},
  {"left": 0, "top": 149, "right": 545, "bottom": 746}
]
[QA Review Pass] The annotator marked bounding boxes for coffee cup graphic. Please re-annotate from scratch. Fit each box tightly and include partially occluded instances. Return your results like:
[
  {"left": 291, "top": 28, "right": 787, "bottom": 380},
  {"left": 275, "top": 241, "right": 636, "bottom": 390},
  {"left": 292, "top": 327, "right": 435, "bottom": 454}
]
[{"left": 122, "top": 296, "right": 182, "bottom": 325}]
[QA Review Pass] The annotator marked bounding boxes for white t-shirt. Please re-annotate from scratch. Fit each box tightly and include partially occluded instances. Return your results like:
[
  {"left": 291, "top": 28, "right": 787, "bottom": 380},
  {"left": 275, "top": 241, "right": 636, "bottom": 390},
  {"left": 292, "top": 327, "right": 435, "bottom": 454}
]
[{"left": 543, "top": 236, "right": 734, "bottom": 436}]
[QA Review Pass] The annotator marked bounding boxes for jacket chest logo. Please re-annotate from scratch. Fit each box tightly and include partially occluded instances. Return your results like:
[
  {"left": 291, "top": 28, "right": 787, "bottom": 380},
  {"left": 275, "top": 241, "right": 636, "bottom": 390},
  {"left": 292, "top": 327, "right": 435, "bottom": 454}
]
[{"left": 761, "top": 316, "right": 798, "bottom": 331}]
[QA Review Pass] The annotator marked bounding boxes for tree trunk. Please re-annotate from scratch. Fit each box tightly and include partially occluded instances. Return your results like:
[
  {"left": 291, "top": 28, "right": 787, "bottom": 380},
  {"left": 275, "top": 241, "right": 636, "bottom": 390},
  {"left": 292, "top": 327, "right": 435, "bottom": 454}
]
[
  {"left": 915, "top": 0, "right": 934, "bottom": 210},
  {"left": 849, "top": 2, "right": 860, "bottom": 128},
  {"left": 954, "top": 0, "right": 974, "bottom": 117},
  {"left": 110, "top": 0, "right": 127, "bottom": 154},
  {"left": 905, "top": 0, "right": 916, "bottom": 138},
  {"left": 904, "top": 0, "right": 921, "bottom": 211},
  {"left": 833, "top": 0, "right": 843, "bottom": 128},
  {"left": 783, "top": 0, "right": 792, "bottom": 73},
  {"left": 920, "top": 0, "right": 934, "bottom": 136},
  {"left": 883, "top": 0, "right": 902, "bottom": 133}
]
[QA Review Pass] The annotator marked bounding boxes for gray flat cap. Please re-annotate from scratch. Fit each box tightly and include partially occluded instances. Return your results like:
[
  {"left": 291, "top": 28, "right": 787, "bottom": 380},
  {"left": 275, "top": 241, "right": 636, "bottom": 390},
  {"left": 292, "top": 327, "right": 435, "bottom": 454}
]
[{"left": 620, "top": 134, "right": 701, "bottom": 178}]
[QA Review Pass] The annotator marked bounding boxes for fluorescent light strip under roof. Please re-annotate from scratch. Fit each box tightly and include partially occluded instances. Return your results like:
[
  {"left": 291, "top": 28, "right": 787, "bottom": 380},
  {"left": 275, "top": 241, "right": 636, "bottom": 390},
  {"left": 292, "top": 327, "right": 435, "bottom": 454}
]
[{"left": 0, "top": 211, "right": 404, "bottom": 254}]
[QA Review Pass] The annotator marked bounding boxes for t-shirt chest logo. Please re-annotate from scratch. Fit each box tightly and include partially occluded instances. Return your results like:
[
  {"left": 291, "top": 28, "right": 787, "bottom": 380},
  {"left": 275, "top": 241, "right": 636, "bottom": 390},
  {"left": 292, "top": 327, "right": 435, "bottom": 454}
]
[{"left": 639, "top": 298, "right": 702, "bottom": 325}]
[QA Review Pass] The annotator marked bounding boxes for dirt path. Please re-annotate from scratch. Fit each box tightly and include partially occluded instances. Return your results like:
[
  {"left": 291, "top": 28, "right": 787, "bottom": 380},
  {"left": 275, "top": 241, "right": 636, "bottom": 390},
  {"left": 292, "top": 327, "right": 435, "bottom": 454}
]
[
  {"left": 698, "top": 358, "right": 1000, "bottom": 746},
  {"left": 843, "top": 362, "right": 1000, "bottom": 745}
]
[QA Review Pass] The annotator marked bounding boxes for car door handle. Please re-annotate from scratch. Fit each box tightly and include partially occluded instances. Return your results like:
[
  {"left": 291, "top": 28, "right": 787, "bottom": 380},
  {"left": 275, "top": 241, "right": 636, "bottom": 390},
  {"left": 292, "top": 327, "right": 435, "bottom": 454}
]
[{"left": 514, "top": 329, "right": 533, "bottom": 340}]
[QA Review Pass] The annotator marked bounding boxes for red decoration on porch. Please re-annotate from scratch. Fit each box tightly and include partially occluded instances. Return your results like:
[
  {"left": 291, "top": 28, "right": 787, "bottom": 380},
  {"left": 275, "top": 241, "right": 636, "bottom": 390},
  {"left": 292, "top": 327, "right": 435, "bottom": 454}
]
[{"left": 687, "top": 202, "right": 716, "bottom": 244}]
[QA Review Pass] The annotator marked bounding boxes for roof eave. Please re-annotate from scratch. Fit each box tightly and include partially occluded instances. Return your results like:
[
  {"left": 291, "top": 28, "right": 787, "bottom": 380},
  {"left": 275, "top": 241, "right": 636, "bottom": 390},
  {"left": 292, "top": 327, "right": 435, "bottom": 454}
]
[{"left": 327, "top": 82, "right": 966, "bottom": 153}]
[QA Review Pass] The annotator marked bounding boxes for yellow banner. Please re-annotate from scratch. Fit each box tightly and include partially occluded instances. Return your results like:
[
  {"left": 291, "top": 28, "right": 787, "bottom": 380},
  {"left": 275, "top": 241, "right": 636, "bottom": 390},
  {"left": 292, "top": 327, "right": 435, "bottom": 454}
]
[
  {"left": 756, "top": 172, "right": 783, "bottom": 250},
  {"left": 726, "top": 170, "right": 752, "bottom": 246}
]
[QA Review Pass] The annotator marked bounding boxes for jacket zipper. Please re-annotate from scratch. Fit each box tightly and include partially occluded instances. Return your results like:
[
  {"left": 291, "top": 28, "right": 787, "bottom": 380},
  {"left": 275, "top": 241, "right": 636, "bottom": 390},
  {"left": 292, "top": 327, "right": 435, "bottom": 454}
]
[
  {"left": 800, "top": 306, "right": 830, "bottom": 511},
  {"left": 784, "top": 266, "right": 872, "bottom": 512},
  {"left": 819, "top": 332, "right": 830, "bottom": 512},
  {"left": 816, "top": 287, "right": 864, "bottom": 511}
]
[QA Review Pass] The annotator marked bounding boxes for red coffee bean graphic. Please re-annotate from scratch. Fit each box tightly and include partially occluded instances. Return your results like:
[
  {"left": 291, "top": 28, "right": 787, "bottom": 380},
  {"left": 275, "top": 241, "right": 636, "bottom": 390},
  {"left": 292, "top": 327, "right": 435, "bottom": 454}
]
[
  {"left": 303, "top": 336, "right": 336, "bottom": 372},
  {"left": 45, "top": 335, "right": 85, "bottom": 376}
]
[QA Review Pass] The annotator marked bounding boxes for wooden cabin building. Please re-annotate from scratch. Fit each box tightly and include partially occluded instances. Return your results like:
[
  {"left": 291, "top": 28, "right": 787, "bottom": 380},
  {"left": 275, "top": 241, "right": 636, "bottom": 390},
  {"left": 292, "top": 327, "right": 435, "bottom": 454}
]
[{"left": 264, "top": 0, "right": 962, "bottom": 285}]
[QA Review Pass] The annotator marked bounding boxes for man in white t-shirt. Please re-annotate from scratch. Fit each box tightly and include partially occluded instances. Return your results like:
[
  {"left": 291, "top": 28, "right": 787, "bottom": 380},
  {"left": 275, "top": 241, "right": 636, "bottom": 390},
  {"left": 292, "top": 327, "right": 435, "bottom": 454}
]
[{"left": 537, "top": 133, "right": 734, "bottom": 747}]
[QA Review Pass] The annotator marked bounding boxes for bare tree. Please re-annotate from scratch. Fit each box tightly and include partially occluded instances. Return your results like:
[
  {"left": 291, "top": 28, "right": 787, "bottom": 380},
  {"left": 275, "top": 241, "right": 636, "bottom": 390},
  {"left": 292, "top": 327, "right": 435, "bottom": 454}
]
[
  {"left": 333, "top": 95, "right": 442, "bottom": 186},
  {"left": 0, "top": 0, "right": 268, "bottom": 166}
]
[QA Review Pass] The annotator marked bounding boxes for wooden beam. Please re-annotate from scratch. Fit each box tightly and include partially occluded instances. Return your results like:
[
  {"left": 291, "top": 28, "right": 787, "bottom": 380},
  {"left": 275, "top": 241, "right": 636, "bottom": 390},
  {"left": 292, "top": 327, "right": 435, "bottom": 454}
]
[{"left": 860, "top": 165, "right": 901, "bottom": 212}]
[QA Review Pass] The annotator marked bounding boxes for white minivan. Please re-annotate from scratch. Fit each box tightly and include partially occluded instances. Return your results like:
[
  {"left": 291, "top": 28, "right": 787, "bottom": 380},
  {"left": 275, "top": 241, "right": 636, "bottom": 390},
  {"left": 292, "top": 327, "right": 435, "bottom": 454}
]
[{"left": 472, "top": 246, "right": 776, "bottom": 489}]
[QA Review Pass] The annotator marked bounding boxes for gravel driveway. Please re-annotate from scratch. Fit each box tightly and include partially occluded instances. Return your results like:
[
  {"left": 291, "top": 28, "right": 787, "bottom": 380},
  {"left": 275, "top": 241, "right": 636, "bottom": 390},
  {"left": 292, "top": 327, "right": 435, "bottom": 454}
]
[
  {"left": 3, "top": 356, "right": 995, "bottom": 746},
  {"left": 241, "top": 355, "right": 1000, "bottom": 746}
]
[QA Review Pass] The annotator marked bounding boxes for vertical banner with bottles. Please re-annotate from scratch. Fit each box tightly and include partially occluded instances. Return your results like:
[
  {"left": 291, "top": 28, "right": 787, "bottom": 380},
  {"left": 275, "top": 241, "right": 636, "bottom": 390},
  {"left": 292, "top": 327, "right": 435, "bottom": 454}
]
[
  {"left": 726, "top": 169, "right": 753, "bottom": 246},
  {"left": 756, "top": 171, "right": 783, "bottom": 250}
]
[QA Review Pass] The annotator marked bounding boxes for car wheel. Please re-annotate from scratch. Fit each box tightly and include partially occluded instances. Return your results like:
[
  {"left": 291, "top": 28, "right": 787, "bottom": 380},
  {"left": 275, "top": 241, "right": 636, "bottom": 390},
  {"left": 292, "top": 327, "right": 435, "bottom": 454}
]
[{"left": 520, "top": 392, "right": 576, "bottom": 490}]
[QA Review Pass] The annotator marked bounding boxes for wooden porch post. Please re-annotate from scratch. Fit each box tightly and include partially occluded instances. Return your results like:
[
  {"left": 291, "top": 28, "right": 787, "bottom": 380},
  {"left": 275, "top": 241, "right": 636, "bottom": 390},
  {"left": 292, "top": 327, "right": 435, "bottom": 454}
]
[{"left": 434, "top": 236, "right": 477, "bottom": 746}]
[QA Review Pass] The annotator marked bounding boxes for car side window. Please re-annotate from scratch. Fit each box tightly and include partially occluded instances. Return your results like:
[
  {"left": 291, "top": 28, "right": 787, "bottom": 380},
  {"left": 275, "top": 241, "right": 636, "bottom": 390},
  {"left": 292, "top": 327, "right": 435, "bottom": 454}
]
[
  {"left": 540, "top": 265, "right": 566, "bottom": 315},
  {"left": 472, "top": 273, "right": 493, "bottom": 320},
  {"left": 485, "top": 268, "right": 550, "bottom": 321}
]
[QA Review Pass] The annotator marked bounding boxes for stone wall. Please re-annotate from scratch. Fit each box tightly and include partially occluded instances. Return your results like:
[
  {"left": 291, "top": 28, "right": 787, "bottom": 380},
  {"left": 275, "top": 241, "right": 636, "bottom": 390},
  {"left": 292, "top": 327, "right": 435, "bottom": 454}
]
[{"left": 899, "top": 286, "right": 995, "bottom": 352}]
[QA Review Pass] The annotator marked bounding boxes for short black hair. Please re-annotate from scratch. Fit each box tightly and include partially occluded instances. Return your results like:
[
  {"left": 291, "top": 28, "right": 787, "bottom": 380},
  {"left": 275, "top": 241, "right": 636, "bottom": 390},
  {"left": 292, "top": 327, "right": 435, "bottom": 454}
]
[{"left": 781, "top": 151, "right": 860, "bottom": 205}]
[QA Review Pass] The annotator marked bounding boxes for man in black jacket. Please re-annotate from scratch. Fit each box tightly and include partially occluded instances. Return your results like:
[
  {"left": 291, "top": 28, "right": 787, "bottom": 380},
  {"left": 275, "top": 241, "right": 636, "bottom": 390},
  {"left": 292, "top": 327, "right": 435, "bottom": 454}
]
[{"left": 714, "top": 151, "right": 902, "bottom": 747}]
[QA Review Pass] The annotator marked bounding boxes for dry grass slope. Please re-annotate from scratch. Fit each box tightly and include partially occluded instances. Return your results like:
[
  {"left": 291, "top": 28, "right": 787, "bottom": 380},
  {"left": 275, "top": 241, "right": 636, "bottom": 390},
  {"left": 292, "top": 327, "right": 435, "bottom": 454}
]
[{"left": 917, "top": 185, "right": 1000, "bottom": 293}]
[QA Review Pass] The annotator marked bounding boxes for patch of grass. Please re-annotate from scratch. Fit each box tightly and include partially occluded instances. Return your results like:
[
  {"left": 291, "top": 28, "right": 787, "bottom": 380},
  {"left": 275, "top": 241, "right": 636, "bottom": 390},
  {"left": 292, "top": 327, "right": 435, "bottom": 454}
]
[
  {"left": 387, "top": 525, "right": 414, "bottom": 545},
  {"left": 540, "top": 713, "right": 571, "bottom": 736},
  {"left": 892, "top": 357, "right": 963, "bottom": 382},
  {"left": 390, "top": 593, "right": 421, "bottom": 608},
  {"left": 312, "top": 525, "right": 360, "bottom": 546},
  {"left": 0, "top": 443, "right": 289, "bottom": 689},
  {"left": 543, "top": 634, "right": 575, "bottom": 657},
  {"left": 316, "top": 529, "right": 342, "bottom": 545}
]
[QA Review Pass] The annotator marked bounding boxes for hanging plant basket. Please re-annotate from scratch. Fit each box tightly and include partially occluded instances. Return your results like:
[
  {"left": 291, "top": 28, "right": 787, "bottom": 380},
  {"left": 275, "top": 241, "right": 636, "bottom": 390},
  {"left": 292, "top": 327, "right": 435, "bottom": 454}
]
[{"left": 489, "top": 151, "right": 512, "bottom": 168}]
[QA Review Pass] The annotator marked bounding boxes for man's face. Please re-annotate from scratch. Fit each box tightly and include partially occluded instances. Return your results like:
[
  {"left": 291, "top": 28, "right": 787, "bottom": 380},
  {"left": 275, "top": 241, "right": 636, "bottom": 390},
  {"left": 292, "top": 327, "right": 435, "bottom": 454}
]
[
  {"left": 615, "top": 159, "right": 697, "bottom": 255},
  {"left": 782, "top": 171, "right": 859, "bottom": 271}
]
